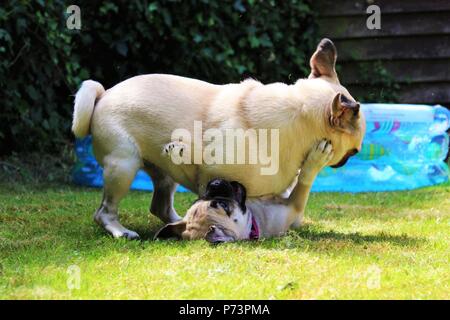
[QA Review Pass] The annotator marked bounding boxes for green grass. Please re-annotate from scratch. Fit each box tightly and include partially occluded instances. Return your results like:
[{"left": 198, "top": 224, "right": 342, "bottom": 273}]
[{"left": 0, "top": 182, "right": 449, "bottom": 299}]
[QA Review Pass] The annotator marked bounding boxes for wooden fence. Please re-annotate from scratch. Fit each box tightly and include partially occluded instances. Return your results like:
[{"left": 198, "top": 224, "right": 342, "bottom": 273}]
[{"left": 313, "top": 0, "right": 450, "bottom": 106}]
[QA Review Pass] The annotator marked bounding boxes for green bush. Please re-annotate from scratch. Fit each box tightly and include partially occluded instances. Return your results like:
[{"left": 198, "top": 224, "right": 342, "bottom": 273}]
[
  {"left": 353, "top": 61, "right": 401, "bottom": 103},
  {"left": 0, "top": 0, "right": 316, "bottom": 154}
]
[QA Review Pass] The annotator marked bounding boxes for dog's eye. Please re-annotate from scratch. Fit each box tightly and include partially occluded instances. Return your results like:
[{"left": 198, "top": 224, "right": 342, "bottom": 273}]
[
  {"left": 218, "top": 201, "right": 229, "bottom": 212},
  {"left": 210, "top": 200, "right": 229, "bottom": 212}
]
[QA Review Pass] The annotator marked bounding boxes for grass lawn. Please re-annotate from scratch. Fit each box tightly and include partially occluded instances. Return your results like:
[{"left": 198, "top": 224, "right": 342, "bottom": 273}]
[{"left": 0, "top": 182, "right": 449, "bottom": 299}]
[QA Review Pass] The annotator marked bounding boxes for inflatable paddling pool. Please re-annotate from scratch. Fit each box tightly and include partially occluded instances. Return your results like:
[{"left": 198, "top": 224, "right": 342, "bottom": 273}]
[{"left": 73, "top": 104, "right": 450, "bottom": 193}]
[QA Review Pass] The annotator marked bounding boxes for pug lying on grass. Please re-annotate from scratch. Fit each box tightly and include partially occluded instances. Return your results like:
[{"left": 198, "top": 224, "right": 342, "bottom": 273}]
[{"left": 155, "top": 139, "right": 334, "bottom": 243}]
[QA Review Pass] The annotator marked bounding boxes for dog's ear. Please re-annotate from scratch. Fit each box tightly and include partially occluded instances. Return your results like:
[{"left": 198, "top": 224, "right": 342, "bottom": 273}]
[
  {"left": 309, "top": 38, "right": 337, "bottom": 80},
  {"left": 329, "top": 93, "right": 360, "bottom": 133},
  {"left": 230, "top": 181, "right": 247, "bottom": 212},
  {"left": 154, "top": 220, "right": 187, "bottom": 240}
]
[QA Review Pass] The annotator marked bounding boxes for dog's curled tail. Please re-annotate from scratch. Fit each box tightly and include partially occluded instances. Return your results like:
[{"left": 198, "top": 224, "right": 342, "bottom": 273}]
[{"left": 72, "top": 80, "right": 105, "bottom": 138}]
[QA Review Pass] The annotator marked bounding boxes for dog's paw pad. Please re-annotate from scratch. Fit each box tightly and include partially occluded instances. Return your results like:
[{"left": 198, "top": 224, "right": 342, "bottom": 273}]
[
  {"left": 306, "top": 139, "right": 334, "bottom": 167},
  {"left": 111, "top": 229, "right": 140, "bottom": 240},
  {"left": 316, "top": 139, "right": 333, "bottom": 154},
  {"left": 163, "top": 141, "right": 186, "bottom": 157},
  {"left": 122, "top": 231, "right": 140, "bottom": 240}
]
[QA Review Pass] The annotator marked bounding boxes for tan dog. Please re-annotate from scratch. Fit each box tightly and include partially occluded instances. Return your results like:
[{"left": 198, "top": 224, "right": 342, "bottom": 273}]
[
  {"left": 71, "top": 38, "right": 365, "bottom": 239},
  {"left": 155, "top": 139, "right": 334, "bottom": 242}
]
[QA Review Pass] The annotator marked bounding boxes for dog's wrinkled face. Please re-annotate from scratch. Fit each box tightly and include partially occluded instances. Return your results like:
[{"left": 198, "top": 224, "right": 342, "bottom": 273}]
[
  {"left": 306, "top": 38, "right": 366, "bottom": 168},
  {"left": 327, "top": 92, "right": 366, "bottom": 168},
  {"left": 154, "top": 179, "right": 250, "bottom": 243}
]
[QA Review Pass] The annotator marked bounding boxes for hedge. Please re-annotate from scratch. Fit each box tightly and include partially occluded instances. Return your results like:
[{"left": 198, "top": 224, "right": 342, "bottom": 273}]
[{"left": 0, "top": 0, "right": 317, "bottom": 154}]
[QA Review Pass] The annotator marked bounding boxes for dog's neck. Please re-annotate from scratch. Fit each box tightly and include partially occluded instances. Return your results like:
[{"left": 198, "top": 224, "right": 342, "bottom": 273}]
[
  {"left": 245, "top": 197, "right": 296, "bottom": 239},
  {"left": 276, "top": 83, "right": 330, "bottom": 187}
]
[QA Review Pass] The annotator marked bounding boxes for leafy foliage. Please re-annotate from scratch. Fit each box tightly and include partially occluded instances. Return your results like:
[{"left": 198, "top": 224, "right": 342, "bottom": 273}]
[
  {"left": 0, "top": 0, "right": 316, "bottom": 154},
  {"left": 354, "top": 61, "right": 401, "bottom": 103}
]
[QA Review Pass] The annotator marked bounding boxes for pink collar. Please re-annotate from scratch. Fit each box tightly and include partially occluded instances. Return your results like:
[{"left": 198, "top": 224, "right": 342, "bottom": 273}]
[{"left": 248, "top": 212, "right": 260, "bottom": 240}]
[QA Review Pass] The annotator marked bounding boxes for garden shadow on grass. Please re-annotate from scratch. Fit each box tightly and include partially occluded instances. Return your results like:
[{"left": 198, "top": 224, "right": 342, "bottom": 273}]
[
  {"left": 238, "top": 224, "right": 424, "bottom": 251},
  {"left": 295, "top": 225, "right": 421, "bottom": 246},
  {"left": 130, "top": 225, "right": 160, "bottom": 241},
  {"left": 0, "top": 219, "right": 424, "bottom": 272},
  {"left": 139, "top": 222, "right": 423, "bottom": 250}
]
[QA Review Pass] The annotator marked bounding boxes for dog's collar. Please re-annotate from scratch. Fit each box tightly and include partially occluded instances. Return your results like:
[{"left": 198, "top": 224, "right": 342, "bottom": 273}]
[{"left": 248, "top": 210, "right": 260, "bottom": 240}]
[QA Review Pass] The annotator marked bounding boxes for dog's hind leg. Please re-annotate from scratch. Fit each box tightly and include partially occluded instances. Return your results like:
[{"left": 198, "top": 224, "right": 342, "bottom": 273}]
[
  {"left": 94, "top": 154, "right": 141, "bottom": 240},
  {"left": 144, "top": 164, "right": 182, "bottom": 223}
]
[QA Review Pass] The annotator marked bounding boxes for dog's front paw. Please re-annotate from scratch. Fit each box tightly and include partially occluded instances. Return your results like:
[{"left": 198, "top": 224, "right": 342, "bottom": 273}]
[
  {"left": 305, "top": 139, "right": 334, "bottom": 169},
  {"left": 162, "top": 141, "right": 186, "bottom": 158},
  {"left": 300, "top": 140, "right": 334, "bottom": 184}
]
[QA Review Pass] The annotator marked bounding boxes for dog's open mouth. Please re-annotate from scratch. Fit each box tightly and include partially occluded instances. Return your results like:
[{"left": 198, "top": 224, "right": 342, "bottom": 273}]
[
  {"left": 205, "top": 225, "right": 235, "bottom": 244},
  {"left": 331, "top": 148, "right": 358, "bottom": 168}
]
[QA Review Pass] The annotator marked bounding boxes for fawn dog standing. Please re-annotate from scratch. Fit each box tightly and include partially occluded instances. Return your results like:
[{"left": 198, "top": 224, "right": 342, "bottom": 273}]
[{"left": 72, "top": 39, "right": 366, "bottom": 239}]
